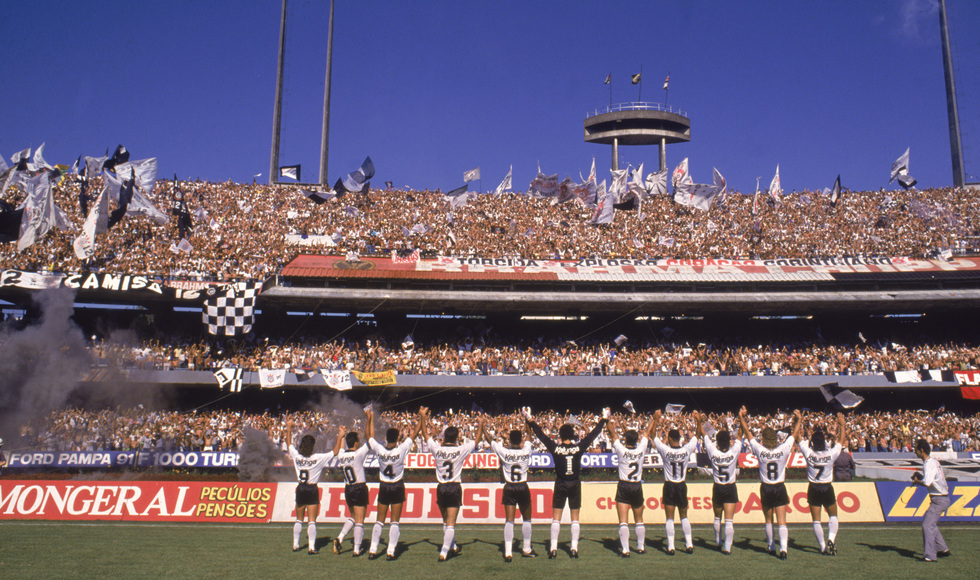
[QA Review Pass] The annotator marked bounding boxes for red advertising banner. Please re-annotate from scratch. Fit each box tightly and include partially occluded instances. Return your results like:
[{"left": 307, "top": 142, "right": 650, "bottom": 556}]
[{"left": 0, "top": 481, "right": 276, "bottom": 522}]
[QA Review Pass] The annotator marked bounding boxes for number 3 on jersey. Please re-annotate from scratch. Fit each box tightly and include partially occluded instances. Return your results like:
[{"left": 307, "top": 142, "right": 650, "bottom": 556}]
[{"left": 442, "top": 460, "right": 454, "bottom": 480}]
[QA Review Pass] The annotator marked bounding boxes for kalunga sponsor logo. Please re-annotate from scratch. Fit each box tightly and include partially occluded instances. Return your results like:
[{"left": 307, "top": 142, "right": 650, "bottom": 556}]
[{"left": 0, "top": 482, "right": 274, "bottom": 522}]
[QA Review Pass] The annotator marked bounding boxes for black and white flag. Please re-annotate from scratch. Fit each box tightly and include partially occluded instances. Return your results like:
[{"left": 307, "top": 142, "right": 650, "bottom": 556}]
[
  {"left": 214, "top": 368, "right": 245, "bottom": 392},
  {"left": 819, "top": 382, "right": 864, "bottom": 410},
  {"left": 202, "top": 282, "right": 262, "bottom": 336},
  {"left": 342, "top": 156, "right": 375, "bottom": 192},
  {"left": 301, "top": 188, "right": 337, "bottom": 204},
  {"left": 279, "top": 164, "right": 301, "bottom": 181},
  {"left": 889, "top": 148, "right": 916, "bottom": 189}
]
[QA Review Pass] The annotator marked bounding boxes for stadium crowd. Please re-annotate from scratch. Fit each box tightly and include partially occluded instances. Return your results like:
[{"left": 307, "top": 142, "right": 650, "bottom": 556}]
[
  {"left": 16, "top": 406, "right": 980, "bottom": 456},
  {"left": 1, "top": 174, "right": 978, "bottom": 280},
  {"left": 91, "top": 333, "right": 980, "bottom": 377}
]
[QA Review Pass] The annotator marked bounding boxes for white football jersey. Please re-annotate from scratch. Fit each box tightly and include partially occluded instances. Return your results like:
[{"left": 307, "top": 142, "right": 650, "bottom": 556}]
[
  {"left": 703, "top": 437, "right": 743, "bottom": 485},
  {"left": 799, "top": 440, "right": 842, "bottom": 484},
  {"left": 369, "top": 437, "right": 414, "bottom": 483},
  {"left": 334, "top": 443, "right": 371, "bottom": 485},
  {"left": 749, "top": 436, "right": 795, "bottom": 484},
  {"left": 654, "top": 437, "right": 698, "bottom": 483},
  {"left": 427, "top": 437, "right": 477, "bottom": 483},
  {"left": 613, "top": 437, "right": 649, "bottom": 482},
  {"left": 491, "top": 440, "right": 533, "bottom": 483},
  {"left": 288, "top": 446, "right": 335, "bottom": 484}
]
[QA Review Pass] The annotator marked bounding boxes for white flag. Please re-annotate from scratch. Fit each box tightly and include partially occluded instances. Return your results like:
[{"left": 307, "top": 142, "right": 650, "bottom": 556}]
[
  {"left": 463, "top": 167, "right": 480, "bottom": 182},
  {"left": 494, "top": 165, "right": 512, "bottom": 194},
  {"left": 671, "top": 157, "right": 692, "bottom": 188},
  {"left": 321, "top": 369, "right": 352, "bottom": 391},
  {"left": 629, "top": 163, "right": 647, "bottom": 199},
  {"left": 767, "top": 165, "right": 782, "bottom": 199},
  {"left": 31, "top": 143, "right": 53, "bottom": 171},
  {"left": 17, "top": 172, "right": 62, "bottom": 252},
  {"left": 259, "top": 368, "right": 286, "bottom": 389},
  {"left": 72, "top": 186, "right": 109, "bottom": 259},
  {"left": 889, "top": 148, "right": 910, "bottom": 183},
  {"left": 178, "top": 238, "right": 194, "bottom": 253},
  {"left": 665, "top": 403, "right": 685, "bottom": 414},
  {"left": 645, "top": 168, "right": 668, "bottom": 196}
]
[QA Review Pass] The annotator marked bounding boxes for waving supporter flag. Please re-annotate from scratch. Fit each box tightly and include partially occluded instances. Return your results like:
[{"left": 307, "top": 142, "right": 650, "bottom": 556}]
[
  {"left": 30, "top": 142, "right": 53, "bottom": 171},
  {"left": 279, "top": 164, "right": 300, "bottom": 181},
  {"left": 889, "top": 147, "right": 916, "bottom": 189},
  {"left": 884, "top": 370, "right": 922, "bottom": 383},
  {"left": 214, "top": 368, "right": 244, "bottom": 393},
  {"left": 671, "top": 157, "right": 692, "bottom": 189},
  {"left": 665, "top": 403, "right": 685, "bottom": 414},
  {"left": 73, "top": 185, "right": 109, "bottom": 259},
  {"left": 528, "top": 167, "right": 559, "bottom": 198},
  {"left": 463, "top": 167, "right": 480, "bottom": 182},
  {"left": 494, "top": 165, "right": 512, "bottom": 194},
  {"left": 819, "top": 382, "right": 864, "bottom": 410},
  {"left": 202, "top": 282, "right": 262, "bottom": 336},
  {"left": 113, "top": 157, "right": 159, "bottom": 197},
  {"left": 829, "top": 175, "right": 841, "bottom": 206},
  {"left": 645, "top": 168, "right": 668, "bottom": 196},
  {"left": 301, "top": 188, "right": 336, "bottom": 204},
  {"left": 342, "top": 156, "right": 375, "bottom": 192},
  {"left": 591, "top": 180, "right": 615, "bottom": 224},
  {"left": 17, "top": 170, "right": 69, "bottom": 252},
  {"left": 768, "top": 164, "right": 782, "bottom": 199},
  {"left": 102, "top": 144, "right": 130, "bottom": 172}
]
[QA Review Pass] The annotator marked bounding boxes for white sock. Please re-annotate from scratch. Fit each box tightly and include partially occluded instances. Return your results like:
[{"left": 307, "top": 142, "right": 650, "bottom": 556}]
[
  {"left": 681, "top": 518, "right": 692, "bottom": 549},
  {"left": 353, "top": 523, "right": 364, "bottom": 553},
  {"left": 618, "top": 523, "right": 630, "bottom": 553},
  {"left": 828, "top": 516, "right": 839, "bottom": 542},
  {"left": 293, "top": 521, "right": 302, "bottom": 549},
  {"left": 370, "top": 522, "right": 384, "bottom": 554},
  {"left": 388, "top": 523, "right": 400, "bottom": 556},
  {"left": 550, "top": 520, "right": 560, "bottom": 551},
  {"left": 713, "top": 517, "right": 721, "bottom": 547},
  {"left": 635, "top": 523, "right": 645, "bottom": 551},
  {"left": 724, "top": 520, "right": 734, "bottom": 552},
  {"left": 338, "top": 518, "right": 354, "bottom": 543},
  {"left": 522, "top": 521, "right": 532, "bottom": 553},
  {"left": 440, "top": 526, "right": 455, "bottom": 556},
  {"left": 813, "top": 521, "right": 825, "bottom": 551},
  {"left": 504, "top": 521, "right": 514, "bottom": 556},
  {"left": 307, "top": 522, "right": 316, "bottom": 551},
  {"left": 765, "top": 523, "right": 774, "bottom": 550},
  {"left": 779, "top": 525, "right": 788, "bottom": 553},
  {"left": 666, "top": 519, "right": 676, "bottom": 551},
  {"left": 570, "top": 521, "right": 580, "bottom": 550}
]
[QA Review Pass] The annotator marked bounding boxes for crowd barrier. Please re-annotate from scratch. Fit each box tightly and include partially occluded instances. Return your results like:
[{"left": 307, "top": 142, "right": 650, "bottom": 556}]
[{"left": 3, "top": 480, "right": 978, "bottom": 524}]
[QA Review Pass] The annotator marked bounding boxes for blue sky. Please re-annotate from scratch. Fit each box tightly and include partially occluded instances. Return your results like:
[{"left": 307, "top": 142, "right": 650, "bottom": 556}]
[{"left": 2, "top": 0, "right": 978, "bottom": 194}]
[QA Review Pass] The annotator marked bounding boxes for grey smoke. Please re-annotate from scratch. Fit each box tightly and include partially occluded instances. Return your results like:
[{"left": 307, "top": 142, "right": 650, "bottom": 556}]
[{"left": 237, "top": 426, "right": 284, "bottom": 482}]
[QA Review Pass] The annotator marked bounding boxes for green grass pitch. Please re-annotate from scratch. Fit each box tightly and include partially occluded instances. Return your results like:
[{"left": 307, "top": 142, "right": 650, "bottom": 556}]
[{"left": 1, "top": 522, "right": 977, "bottom": 579}]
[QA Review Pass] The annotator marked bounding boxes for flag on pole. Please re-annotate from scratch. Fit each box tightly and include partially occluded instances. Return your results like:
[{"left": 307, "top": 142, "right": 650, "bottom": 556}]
[
  {"left": 889, "top": 148, "right": 917, "bottom": 189},
  {"left": 463, "top": 167, "right": 480, "bottom": 182},
  {"left": 604, "top": 74, "right": 611, "bottom": 84},
  {"left": 342, "top": 156, "right": 375, "bottom": 192},
  {"left": 202, "top": 282, "right": 262, "bottom": 336},
  {"left": 279, "top": 164, "right": 300, "bottom": 181},
  {"left": 767, "top": 165, "right": 782, "bottom": 199},
  {"left": 214, "top": 368, "right": 244, "bottom": 393},
  {"left": 631, "top": 73, "right": 641, "bottom": 84},
  {"left": 663, "top": 75, "right": 670, "bottom": 90},
  {"left": 645, "top": 168, "right": 668, "bottom": 196},
  {"left": 830, "top": 175, "right": 841, "bottom": 206}
]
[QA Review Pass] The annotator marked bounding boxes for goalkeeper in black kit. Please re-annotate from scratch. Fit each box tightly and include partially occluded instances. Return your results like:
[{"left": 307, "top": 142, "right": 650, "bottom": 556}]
[{"left": 524, "top": 408, "right": 608, "bottom": 559}]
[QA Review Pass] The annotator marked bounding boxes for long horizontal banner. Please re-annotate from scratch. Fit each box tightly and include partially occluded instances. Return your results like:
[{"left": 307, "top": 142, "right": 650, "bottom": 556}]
[
  {"left": 281, "top": 254, "right": 980, "bottom": 282},
  {"left": 0, "top": 450, "right": 814, "bottom": 471},
  {"left": 0, "top": 270, "right": 258, "bottom": 301}
]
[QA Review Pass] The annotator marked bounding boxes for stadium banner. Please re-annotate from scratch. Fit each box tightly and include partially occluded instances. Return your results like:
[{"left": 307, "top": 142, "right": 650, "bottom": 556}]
[
  {"left": 1, "top": 451, "right": 810, "bottom": 471},
  {"left": 352, "top": 370, "right": 397, "bottom": 386},
  {"left": 580, "top": 482, "right": 884, "bottom": 524},
  {"left": 5, "top": 450, "right": 241, "bottom": 469},
  {"left": 268, "top": 482, "right": 884, "bottom": 524},
  {"left": 875, "top": 482, "right": 980, "bottom": 522},
  {"left": 0, "top": 481, "right": 275, "bottom": 522},
  {"left": 0, "top": 269, "right": 261, "bottom": 301},
  {"left": 280, "top": 254, "right": 980, "bottom": 283}
]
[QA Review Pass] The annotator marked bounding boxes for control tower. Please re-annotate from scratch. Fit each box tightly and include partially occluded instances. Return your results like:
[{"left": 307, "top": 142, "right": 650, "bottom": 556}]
[{"left": 584, "top": 102, "right": 690, "bottom": 171}]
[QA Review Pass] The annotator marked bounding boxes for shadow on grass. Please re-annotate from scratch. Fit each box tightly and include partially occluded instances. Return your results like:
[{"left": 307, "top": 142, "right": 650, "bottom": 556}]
[{"left": 855, "top": 542, "right": 918, "bottom": 559}]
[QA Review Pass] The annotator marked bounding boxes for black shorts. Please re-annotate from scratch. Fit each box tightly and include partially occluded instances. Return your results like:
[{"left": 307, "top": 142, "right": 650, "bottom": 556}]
[
  {"left": 436, "top": 482, "right": 463, "bottom": 510},
  {"left": 295, "top": 482, "right": 319, "bottom": 507},
  {"left": 502, "top": 482, "right": 532, "bottom": 511},
  {"left": 377, "top": 481, "right": 406, "bottom": 505},
  {"left": 663, "top": 481, "right": 689, "bottom": 509},
  {"left": 760, "top": 482, "right": 790, "bottom": 510},
  {"left": 806, "top": 482, "right": 837, "bottom": 508},
  {"left": 615, "top": 480, "right": 645, "bottom": 508},
  {"left": 712, "top": 482, "right": 739, "bottom": 506},
  {"left": 553, "top": 478, "right": 582, "bottom": 510},
  {"left": 345, "top": 482, "right": 369, "bottom": 508}
]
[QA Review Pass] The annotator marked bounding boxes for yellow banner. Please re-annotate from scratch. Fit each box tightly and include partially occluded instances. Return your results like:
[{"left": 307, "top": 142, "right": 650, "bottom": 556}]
[
  {"left": 351, "top": 370, "right": 397, "bottom": 386},
  {"left": 581, "top": 482, "right": 884, "bottom": 524}
]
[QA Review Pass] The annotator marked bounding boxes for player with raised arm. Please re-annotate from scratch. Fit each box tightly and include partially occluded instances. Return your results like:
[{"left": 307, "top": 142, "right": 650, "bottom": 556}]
[
  {"left": 526, "top": 410, "right": 608, "bottom": 559},
  {"left": 799, "top": 412, "right": 846, "bottom": 555},
  {"left": 604, "top": 409, "right": 656, "bottom": 557},
  {"left": 697, "top": 413, "right": 743, "bottom": 554},
  {"left": 366, "top": 408, "right": 425, "bottom": 560},
  {"left": 484, "top": 411, "right": 537, "bottom": 562},
  {"left": 738, "top": 406, "right": 802, "bottom": 560},
  {"left": 421, "top": 407, "right": 485, "bottom": 562},
  {"left": 286, "top": 419, "right": 343, "bottom": 554},
  {"left": 332, "top": 407, "right": 374, "bottom": 556},
  {"left": 651, "top": 408, "right": 701, "bottom": 555}
]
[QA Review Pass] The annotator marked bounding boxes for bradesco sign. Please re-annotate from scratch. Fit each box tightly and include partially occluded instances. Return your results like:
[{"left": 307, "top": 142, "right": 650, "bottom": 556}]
[{"left": 0, "top": 482, "right": 275, "bottom": 522}]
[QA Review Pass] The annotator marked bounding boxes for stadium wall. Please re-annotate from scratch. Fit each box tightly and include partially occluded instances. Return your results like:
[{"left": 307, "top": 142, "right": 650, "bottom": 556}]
[{"left": 3, "top": 480, "right": 978, "bottom": 524}]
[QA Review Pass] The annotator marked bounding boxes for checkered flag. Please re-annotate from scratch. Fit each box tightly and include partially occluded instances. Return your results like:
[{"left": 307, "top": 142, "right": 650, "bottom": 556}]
[
  {"left": 202, "top": 282, "right": 261, "bottom": 336},
  {"left": 214, "top": 368, "right": 244, "bottom": 392}
]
